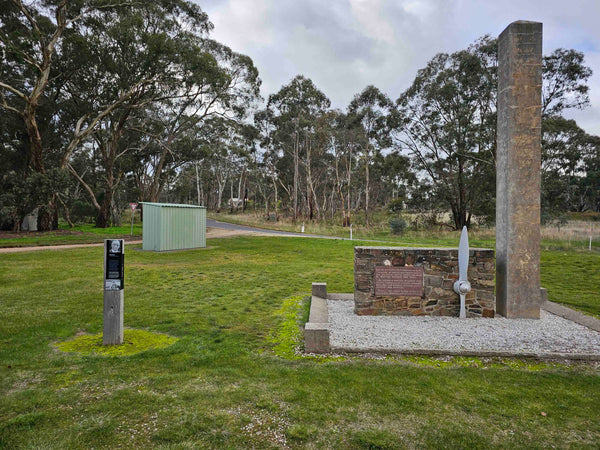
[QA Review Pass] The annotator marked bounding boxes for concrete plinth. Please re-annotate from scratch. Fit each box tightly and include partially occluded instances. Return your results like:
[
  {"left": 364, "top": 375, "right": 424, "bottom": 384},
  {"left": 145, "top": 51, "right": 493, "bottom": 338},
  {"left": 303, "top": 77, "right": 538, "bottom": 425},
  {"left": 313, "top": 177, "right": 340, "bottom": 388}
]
[
  {"left": 496, "top": 21, "right": 543, "bottom": 318},
  {"left": 305, "top": 283, "right": 330, "bottom": 354},
  {"left": 312, "top": 282, "right": 327, "bottom": 299}
]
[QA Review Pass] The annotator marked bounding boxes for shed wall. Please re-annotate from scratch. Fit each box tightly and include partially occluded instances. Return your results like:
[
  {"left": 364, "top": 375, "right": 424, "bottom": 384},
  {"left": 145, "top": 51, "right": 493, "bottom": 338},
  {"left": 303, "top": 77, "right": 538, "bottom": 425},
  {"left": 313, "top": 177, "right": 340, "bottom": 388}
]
[{"left": 142, "top": 203, "right": 206, "bottom": 251}]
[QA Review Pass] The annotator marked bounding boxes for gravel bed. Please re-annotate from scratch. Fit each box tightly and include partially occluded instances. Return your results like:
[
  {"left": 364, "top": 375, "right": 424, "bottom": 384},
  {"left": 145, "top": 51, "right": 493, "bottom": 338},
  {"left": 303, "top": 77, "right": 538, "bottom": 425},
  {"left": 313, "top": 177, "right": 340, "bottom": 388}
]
[{"left": 328, "top": 300, "right": 600, "bottom": 354}]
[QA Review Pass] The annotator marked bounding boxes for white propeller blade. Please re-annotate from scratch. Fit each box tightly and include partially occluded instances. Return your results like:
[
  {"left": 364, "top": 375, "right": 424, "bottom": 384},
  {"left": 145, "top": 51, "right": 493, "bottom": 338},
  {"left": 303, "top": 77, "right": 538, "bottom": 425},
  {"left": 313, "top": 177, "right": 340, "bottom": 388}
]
[
  {"left": 458, "top": 226, "right": 469, "bottom": 282},
  {"left": 454, "top": 226, "right": 471, "bottom": 319}
]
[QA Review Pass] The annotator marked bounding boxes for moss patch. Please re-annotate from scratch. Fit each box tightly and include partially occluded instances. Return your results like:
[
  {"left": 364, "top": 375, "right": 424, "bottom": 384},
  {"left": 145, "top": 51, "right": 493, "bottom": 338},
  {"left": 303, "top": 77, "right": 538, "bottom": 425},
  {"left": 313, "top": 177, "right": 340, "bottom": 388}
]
[
  {"left": 267, "top": 295, "right": 308, "bottom": 359},
  {"left": 267, "top": 295, "right": 346, "bottom": 362},
  {"left": 55, "top": 329, "right": 178, "bottom": 356}
]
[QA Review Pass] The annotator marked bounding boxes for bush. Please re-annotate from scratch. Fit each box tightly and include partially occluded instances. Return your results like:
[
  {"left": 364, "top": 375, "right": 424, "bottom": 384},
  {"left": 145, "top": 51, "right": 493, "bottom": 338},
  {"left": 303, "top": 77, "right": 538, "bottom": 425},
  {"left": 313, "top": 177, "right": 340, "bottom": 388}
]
[
  {"left": 71, "top": 201, "right": 96, "bottom": 223},
  {"left": 412, "top": 210, "right": 444, "bottom": 230},
  {"left": 387, "top": 198, "right": 404, "bottom": 213},
  {"left": 389, "top": 217, "right": 407, "bottom": 235}
]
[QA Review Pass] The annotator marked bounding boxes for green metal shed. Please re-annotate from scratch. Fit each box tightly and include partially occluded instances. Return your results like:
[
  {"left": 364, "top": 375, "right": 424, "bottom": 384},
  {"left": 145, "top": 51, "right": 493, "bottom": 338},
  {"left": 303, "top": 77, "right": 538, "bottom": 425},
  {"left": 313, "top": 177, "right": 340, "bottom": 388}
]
[{"left": 142, "top": 203, "right": 206, "bottom": 251}]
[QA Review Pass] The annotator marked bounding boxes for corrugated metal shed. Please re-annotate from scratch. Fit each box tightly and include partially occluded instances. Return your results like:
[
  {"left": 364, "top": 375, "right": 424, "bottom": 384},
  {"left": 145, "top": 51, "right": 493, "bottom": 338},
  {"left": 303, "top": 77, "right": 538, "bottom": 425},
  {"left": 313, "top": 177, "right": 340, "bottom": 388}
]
[{"left": 142, "top": 203, "right": 206, "bottom": 251}]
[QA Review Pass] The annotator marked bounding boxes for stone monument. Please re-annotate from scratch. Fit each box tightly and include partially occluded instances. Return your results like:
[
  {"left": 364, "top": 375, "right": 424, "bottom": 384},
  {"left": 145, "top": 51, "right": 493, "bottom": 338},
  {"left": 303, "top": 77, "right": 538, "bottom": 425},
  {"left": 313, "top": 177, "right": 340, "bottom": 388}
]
[{"left": 496, "top": 21, "right": 543, "bottom": 319}]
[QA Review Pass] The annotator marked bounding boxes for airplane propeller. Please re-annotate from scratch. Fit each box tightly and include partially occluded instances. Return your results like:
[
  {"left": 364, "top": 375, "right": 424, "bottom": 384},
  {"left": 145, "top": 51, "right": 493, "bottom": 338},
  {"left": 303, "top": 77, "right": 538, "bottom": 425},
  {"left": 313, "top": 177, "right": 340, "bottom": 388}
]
[{"left": 453, "top": 226, "right": 471, "bottom": 319}]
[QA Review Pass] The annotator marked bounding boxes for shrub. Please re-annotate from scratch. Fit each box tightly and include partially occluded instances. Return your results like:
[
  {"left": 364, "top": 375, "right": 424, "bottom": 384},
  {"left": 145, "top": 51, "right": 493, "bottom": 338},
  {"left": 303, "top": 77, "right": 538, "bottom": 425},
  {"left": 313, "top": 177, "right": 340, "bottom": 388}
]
[
  {"left": 389, "top": 217, "right": 407, "bottom": 235},
  {"left": 71, "top": 201, "right": 96, "bottom": 223},
  {"left": 387, "top": 198, "right": 404, "bottom": 213}
]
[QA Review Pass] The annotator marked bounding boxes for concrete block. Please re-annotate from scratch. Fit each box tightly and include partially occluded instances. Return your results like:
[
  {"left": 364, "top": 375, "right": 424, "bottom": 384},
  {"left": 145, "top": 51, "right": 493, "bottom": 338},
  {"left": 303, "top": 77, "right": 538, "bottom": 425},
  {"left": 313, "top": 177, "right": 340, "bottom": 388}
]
[
  {"left": 312, "top": 282, "right": 327, "bottom": 299},
  {"left": 304, "top": 323, "right": 329, "bottom": 354},
  {"left": 305, "top": 294, "right": 330, "bottom": 353}
]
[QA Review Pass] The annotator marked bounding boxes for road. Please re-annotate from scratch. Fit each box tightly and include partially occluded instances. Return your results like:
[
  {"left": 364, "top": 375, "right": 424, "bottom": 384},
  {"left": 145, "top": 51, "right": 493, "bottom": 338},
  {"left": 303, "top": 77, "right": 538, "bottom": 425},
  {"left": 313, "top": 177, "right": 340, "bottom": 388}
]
[{"left": 206, "top": 218, "right": 349, "bottom": 240}]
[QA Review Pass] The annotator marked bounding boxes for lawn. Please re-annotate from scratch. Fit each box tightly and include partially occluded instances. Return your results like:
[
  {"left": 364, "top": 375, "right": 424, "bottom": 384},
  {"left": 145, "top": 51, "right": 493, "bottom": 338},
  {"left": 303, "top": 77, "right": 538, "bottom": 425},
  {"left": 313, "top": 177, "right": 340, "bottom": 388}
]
[
  {"left": 1, "top": 236, "right": 599, "bottom": 448},
  {"left": 0, "top": 223, "right": 143, "bottom": 248}
]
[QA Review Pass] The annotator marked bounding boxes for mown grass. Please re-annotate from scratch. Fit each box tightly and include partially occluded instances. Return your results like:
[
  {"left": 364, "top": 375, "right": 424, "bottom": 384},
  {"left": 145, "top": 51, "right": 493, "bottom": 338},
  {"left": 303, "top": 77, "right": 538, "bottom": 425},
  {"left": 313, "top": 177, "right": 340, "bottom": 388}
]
[
  {"left": 0, "top": 236, "right": 599, "bottom": 448},
  {"left": 0, "top": 222, "right": 143, "bottom": 248}
]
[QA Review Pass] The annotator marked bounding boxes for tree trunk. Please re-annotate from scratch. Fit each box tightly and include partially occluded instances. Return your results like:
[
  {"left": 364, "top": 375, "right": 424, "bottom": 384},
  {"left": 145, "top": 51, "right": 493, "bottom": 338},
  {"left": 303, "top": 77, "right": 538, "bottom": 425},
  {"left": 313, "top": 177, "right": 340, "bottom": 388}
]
[
  {"left": 293, "top": 130, "right": 300, "bottom": 221},
  {"left": 364, "top": 149, "right": 370, "bottom": 225},
  {"left": 96, "top": 187, "right": 112, "bottom": 228},
  {"left": 195, "top": 163, "right": 202, "bottom": 206},
  {"left": 272, "top": 175, "right": 279, "bottom": 221},
  {"left": 24, "top": 112, "right": 45, "bottom": 174},
  {"left": 56, "top": 194, "right": 74, "bottom": 228}
]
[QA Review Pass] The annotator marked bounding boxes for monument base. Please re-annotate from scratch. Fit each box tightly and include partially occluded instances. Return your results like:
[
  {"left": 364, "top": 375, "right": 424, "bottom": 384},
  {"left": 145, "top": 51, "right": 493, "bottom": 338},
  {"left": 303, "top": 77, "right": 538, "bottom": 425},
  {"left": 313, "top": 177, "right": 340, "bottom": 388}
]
[{"left": 354, "top": 247, "right": 495, "bottom": 317}]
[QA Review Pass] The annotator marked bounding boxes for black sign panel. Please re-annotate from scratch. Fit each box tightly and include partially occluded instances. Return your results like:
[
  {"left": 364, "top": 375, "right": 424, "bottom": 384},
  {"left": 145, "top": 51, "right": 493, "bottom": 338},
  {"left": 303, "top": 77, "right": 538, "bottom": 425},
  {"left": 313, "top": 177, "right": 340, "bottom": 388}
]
[{"left": 105, "top": 239, "right": 124, "bottom": 290}]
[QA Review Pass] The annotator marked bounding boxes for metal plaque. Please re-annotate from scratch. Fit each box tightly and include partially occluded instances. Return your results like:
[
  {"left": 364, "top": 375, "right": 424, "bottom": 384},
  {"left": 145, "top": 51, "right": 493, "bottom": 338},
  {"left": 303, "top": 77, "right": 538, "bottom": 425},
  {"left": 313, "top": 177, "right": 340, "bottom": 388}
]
[{"left": 374, "top": 266, "right": 423, "bottom": 297}]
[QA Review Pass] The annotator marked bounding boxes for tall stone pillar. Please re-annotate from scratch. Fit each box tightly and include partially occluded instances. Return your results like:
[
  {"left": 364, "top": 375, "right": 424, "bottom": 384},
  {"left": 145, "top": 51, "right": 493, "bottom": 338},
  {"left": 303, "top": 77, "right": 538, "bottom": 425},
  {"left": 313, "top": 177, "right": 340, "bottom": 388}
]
[{"left": 496, "top": 21, "right": 543, "bottom": 319}]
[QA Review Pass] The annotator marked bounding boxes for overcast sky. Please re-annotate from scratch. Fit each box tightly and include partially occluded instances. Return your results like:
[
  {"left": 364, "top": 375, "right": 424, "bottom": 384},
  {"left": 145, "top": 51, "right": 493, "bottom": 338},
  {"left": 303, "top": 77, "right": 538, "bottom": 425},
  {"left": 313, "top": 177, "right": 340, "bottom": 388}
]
[{"left": 197, "top": 0, "right": 600, "bottom": 135}]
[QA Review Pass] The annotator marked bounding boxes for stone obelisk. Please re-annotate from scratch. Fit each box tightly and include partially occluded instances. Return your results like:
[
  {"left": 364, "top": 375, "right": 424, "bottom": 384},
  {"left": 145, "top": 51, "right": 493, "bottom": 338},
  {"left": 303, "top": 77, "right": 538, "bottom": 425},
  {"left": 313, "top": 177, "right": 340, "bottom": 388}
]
[{"left": 496, "top": 21, "right": 543, "bottom": 319}]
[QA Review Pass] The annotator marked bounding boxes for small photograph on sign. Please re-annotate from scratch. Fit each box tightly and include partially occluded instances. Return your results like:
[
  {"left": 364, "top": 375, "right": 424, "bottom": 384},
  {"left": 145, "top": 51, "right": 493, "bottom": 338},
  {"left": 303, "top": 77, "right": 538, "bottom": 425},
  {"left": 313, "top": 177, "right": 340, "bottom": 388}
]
[
  {"left": 110, "top": 240, "right": 121, "bottom": 253},
  {"left": 105, "top": 280, "right": 122, "bottom": 291}
]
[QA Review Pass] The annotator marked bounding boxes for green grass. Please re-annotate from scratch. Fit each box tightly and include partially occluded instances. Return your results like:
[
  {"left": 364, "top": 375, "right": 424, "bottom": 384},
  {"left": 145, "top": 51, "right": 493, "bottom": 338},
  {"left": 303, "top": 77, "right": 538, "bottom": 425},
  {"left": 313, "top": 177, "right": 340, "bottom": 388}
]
[
  {"left": 209, "top": 211, "right": 600, "bottom": 252},
  {"left": 542, "top": 251, "right": 600, "bottom": 317},
  {"left": 0, "top": 223, "right": 142, "bottom": 248},
  {"left": 0, "top": 236, "right": 599, "bottom": 448}
]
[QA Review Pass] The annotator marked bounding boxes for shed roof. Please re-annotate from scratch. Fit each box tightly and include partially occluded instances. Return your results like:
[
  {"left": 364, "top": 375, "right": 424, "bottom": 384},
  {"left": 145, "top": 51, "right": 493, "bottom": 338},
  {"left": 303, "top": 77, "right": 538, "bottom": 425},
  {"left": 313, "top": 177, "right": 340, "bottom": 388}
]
[{"left": 141, "top": 202, "right": 206, "bottom": 209}]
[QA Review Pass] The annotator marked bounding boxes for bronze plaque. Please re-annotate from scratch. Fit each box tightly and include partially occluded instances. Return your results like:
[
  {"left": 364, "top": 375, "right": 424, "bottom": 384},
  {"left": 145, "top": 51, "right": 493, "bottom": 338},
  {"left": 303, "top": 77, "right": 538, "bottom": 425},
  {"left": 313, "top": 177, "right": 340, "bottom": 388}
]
[{"left": 374, "top": 266, "right": 423, "bottom": 297}]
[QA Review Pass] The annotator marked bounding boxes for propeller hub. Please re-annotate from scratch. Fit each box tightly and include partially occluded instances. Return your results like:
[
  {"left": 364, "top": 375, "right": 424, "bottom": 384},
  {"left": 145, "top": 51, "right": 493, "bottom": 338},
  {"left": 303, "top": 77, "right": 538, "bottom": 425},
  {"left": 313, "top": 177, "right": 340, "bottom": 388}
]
[{"left": 453, "top": 280, "right": 471, "bottom": 295}]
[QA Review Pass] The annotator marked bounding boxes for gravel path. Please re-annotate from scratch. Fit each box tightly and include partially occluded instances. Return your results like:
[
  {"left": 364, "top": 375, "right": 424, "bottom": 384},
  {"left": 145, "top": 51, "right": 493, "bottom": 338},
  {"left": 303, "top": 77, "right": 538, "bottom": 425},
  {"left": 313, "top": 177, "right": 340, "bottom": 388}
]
[{"left": 328, "top": 300, "right": 600, "bottom": 355}]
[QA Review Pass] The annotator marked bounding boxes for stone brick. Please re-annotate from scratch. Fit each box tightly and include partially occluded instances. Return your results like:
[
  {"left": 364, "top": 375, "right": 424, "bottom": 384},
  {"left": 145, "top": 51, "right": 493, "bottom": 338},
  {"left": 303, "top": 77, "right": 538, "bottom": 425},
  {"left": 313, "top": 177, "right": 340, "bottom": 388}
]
[
  {"left": 482, "top": 308, "right": 495, "bottom": 318},
  {"left": 424, "top": 275, "right": 443, "bottom": 287}
]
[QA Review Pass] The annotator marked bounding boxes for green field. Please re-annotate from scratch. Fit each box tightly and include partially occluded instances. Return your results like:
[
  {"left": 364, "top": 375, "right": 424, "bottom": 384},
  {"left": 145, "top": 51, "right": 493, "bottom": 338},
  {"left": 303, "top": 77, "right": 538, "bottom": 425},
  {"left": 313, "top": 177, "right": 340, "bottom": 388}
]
[
  {"left": 0, "top": 223, "right": 143, "bottom": 248},
  {"left": 1, "top": 236, "right": 599, "bottom": 448}
]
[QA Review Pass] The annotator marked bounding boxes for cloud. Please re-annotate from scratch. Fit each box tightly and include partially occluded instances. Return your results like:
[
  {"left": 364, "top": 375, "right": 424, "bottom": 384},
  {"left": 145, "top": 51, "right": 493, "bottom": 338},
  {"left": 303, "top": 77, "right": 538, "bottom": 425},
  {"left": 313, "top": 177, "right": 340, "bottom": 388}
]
[{"left": 198, "top": 0, "right": 600, "bottom": 135}]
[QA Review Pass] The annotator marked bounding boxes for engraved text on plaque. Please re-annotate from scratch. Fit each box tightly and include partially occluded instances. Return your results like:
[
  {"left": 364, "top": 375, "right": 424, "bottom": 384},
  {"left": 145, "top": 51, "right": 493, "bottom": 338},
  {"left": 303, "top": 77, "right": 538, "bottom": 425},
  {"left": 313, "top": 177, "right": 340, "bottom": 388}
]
[{"left": 374, "top": 266, "right": 424, "bottom": 297}]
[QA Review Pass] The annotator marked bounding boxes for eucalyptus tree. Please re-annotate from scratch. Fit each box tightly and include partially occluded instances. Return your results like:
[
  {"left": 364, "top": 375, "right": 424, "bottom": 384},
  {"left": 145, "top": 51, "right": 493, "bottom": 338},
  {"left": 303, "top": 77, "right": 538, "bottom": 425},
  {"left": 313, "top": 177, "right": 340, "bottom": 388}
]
[
  {"left": 55, "top": 0, "right": 215, "bottom": 226},
  {"left": 267, "top": 75, "right": 330, "bottom": 220},
  {"left": 542, "top": 116, "right": 600, "bottom": 214},
  {"left": 348, "top": 85, "right": 393, "bottom": 224},
  {"left": 0, "top": 0, "right": 86, "bottom": 175},
  {"left": 135, "top": 39, "right": 260, "bottom": 204},
  {"left": 377, "top": 150, "right": 415, "bottom": 207},
  {"left": 392, "top": 36, "right": 497, "bottom": 230},
  {"left": 254, "top": 108, "right": 280, "bottom": 218},
  {"left": 543, "top": 48, "right": 592, "bottom": 117},
  {"left": 330, "top": 112, "right": 354, "bottom": 225},
  {"left": 0, "top": 0, "right": 97, "bottom": 228},
  {"left": 582, "top": 135, "right": 600, "bottom": 213},
  {"left": 392, "top": 36, "right": 593, "bottom": 229}
]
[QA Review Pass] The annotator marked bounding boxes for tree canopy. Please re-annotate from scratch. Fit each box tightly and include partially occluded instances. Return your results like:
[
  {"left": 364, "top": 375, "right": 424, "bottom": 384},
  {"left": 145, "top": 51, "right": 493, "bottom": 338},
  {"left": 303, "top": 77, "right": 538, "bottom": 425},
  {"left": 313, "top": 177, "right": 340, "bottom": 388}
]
[{"left": 1, "top": 9, "right": 597, "bottom": 231}]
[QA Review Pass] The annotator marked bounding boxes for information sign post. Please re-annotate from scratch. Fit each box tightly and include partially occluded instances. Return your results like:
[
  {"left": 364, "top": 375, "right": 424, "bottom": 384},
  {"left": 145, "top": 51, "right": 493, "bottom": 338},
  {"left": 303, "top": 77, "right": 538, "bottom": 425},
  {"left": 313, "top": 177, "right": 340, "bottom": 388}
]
[{"left": 103, "top": 239, "right": 124, "bottom": 345}]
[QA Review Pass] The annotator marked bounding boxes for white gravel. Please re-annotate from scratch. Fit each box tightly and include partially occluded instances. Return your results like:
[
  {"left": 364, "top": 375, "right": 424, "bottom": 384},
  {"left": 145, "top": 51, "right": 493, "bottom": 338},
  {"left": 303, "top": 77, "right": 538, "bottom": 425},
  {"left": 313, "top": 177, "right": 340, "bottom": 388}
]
[{"left": 328, "top": 300, "right": 600, "bottom": 355}]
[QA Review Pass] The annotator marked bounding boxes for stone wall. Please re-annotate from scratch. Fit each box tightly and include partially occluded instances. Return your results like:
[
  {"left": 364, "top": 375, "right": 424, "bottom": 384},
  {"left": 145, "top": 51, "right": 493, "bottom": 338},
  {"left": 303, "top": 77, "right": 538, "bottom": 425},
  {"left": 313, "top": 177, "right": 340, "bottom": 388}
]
[{"left": 354, "top": 247, "right": 495, "bottom": 317}]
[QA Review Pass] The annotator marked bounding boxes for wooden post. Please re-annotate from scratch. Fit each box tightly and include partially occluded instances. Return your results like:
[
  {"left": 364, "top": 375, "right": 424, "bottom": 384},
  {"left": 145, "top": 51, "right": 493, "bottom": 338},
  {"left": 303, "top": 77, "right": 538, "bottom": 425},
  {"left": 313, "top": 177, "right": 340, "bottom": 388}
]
[{"left": 103, "top": 239, "right": 124, "bottom": 345}]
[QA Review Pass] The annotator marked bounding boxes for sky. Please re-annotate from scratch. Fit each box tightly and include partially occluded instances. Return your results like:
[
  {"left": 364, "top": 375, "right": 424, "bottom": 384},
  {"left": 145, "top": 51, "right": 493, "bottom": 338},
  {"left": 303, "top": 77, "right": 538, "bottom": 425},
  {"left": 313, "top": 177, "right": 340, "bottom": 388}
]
[{"left": 197, "top": 0, "right": 600, "bottom": 135}]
